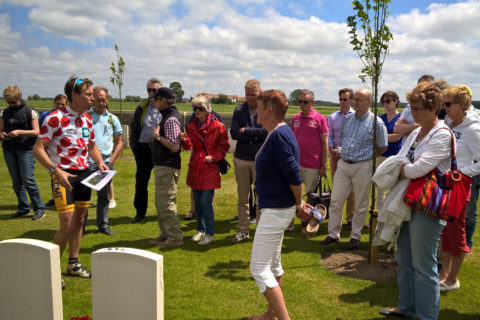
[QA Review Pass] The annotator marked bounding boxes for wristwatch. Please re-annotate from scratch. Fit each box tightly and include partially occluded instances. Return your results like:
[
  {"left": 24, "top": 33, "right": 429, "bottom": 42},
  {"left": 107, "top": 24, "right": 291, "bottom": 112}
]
[{"left": 48, "top": 165, "right": 57, "bottom": 174}]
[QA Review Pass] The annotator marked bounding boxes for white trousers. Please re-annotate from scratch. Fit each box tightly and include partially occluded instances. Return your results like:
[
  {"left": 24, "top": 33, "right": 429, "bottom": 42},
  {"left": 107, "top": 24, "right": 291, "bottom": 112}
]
[
  {"left": 250, "top": 206, "right": 295, "bottom": 293},
  {"left": 327, "top": 159, "right": 372, "bottom": 240}
]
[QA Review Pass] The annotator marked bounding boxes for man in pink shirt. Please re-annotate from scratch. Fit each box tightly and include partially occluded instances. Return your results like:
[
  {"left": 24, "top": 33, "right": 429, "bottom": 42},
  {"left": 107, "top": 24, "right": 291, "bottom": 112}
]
[{"left": 291, "top": 89, "right": 329, "bottom": 234}]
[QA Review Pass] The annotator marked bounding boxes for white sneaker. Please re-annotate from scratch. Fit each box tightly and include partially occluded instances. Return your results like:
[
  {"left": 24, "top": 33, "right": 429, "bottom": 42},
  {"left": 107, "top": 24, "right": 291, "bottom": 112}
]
[
  {"left": 109, "top": 200, "right": 117, "bottom": 209},
  {"left": 198, "top": 234, "right": 214, "bottom": 246},
  {"left": 191, "top": 231, "right": 205, "bottom": 242},
  {"left": 231, "top": 231, "right": 249, "bottom": 244}
]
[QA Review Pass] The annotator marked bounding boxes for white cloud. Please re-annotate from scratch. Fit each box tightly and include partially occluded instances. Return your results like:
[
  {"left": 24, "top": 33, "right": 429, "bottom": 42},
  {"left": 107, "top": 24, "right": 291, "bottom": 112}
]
[{"left": 1, "top": 0, "right": 480, "bottom": 103}]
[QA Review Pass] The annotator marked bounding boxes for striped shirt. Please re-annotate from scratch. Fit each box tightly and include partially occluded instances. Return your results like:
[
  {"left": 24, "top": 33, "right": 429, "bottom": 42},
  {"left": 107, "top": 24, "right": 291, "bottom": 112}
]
[{"left": 340, "top": 111, "right": 388, "bottom": 162}]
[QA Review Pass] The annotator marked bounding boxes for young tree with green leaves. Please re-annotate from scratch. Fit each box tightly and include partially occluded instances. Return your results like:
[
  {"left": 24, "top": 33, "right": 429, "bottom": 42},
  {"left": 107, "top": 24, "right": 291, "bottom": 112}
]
[
  {"left": 110, "top": 44, "right": 125, "bottom": 123},
  {"left": 347, "top": 0, "right": 393, "bottom": 256}
]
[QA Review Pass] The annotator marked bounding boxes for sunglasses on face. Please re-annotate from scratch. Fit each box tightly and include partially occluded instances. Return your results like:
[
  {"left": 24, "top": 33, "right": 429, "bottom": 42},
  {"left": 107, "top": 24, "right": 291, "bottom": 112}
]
[
  {"left": 382, "top": 99, "right": 394, "bottom": 104},
  {"left": 147, "top": 88, "right": 157, "bottom": 94},
  {"left": 339, "top": 98, "right": 349, "bottom": 102},
  {"left": 443, "top": 102, "right": 453, "bottom": 107},
  {"left": 299, "top": 100, "right": 311, "bottom": 104},
  {"left": 194, "top": 106, "right": 206, "bottom": 112},
  {"left": 72, "top": 78, "right": 84, "bottom": 92}
]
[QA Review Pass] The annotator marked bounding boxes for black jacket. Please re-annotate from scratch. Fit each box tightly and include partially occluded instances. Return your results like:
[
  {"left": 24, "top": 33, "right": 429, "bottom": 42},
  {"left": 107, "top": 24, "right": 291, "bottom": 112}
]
[
  {"left": 2, "top": 100, "right": 36, "bottom": 150},
  {"left": 230, "top": 102, "right": 267, "bottom": 161},
  {"left": 152, "top": 105, "right": 184, "bottom": 169},
  {"left": 129, "top": 99, "right": 150, "bottom": 151}
]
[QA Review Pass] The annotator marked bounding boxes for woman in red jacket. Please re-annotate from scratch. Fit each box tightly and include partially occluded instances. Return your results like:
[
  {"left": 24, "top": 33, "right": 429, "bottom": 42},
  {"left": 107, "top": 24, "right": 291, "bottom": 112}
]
[{"left": 180, "top": 96, "right": 230, "bottom": 245}]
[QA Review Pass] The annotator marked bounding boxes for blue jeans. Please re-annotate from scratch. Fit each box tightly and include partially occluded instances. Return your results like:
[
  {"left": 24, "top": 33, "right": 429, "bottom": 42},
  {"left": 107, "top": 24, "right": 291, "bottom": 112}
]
[
  {"left": 466, "top": 174, "right": 480, "bottom": 249},
  {"left": 3, "top": 148, "right": 45, "bottom": 214},
  {"left": 396, "top": 211, "right": 446, "bottom": 320},
  {"left": 193, "top": 189, "right": 215, "bottom": 236}
]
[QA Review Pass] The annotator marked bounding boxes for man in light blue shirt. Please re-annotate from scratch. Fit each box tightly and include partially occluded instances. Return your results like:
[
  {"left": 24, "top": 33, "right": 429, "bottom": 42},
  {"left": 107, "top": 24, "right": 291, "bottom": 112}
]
[
  {"left": 321, "top": 88, "right": 387, "bottom": 250},
  {"left": 87, "top": 86, "right": 123, "bottom": 235},
  {"left": 328, "top": 88, "right": 355, "bottom": 230}
]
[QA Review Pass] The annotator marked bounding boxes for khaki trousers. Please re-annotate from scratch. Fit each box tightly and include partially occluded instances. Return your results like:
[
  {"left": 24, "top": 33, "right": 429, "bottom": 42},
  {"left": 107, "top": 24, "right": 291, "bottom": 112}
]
[
  {"left": 154, "top": 165, "right": 183, "bottom": 241},
  {"left": 328, "top": 159, "right": 372, "bottom": 240},
  {"left": 234, "top": 157, "right": 256, "bottom": 234},
  {"left": 330, "top": 152, "right": 355, "bottom": 222}
]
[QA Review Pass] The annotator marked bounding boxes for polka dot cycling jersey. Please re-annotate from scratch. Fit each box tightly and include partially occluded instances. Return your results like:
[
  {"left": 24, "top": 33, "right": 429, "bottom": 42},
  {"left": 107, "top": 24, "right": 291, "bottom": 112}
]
[{"left": 39, "top": 105, "right": 95, "bottom": 170}]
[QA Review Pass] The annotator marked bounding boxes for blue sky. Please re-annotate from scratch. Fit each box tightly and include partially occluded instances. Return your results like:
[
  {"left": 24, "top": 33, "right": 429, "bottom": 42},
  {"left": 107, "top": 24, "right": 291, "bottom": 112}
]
[{"left": 0, "top": 0, "right": 478, "bottom": 101}]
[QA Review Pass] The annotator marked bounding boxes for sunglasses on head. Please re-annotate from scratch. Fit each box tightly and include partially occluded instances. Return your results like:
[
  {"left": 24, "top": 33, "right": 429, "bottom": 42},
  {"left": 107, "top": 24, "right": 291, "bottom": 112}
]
[
  {"left": 194, "top": 106, "right": 206, "bottom": 112},
  {"left": 443, "top": 102, "right": 453, "bottom": 107},
  {"left": 147, "top": 88, "right": 157, "bottom": 94},
  {"left": 72, "top": 78, "right": 84, "bottom": 92}
]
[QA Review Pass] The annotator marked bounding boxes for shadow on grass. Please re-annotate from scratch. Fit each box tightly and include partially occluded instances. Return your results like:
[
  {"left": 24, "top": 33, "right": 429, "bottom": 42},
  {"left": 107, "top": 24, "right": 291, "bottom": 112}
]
[
  {"left": 439, "top": 309, "right": 480, "bottom": 319},
  {"left": 19, "top": 229, "right": 57, "bottom": 241},
  {"left": 204, "top": 259, "right": 250, "bottom": 281}
]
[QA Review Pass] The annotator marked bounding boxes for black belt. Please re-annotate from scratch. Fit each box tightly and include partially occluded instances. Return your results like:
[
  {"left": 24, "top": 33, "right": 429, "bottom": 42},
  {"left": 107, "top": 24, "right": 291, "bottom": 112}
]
[{"left": 139, "top": 142, "right": 153, "bottom": 148}]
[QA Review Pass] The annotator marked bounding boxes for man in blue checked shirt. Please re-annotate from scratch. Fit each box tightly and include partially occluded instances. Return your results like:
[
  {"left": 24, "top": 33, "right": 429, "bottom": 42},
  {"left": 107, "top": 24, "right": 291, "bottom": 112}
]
[{"left": 320, "top": 88, "right": 388, "bottom": 250}]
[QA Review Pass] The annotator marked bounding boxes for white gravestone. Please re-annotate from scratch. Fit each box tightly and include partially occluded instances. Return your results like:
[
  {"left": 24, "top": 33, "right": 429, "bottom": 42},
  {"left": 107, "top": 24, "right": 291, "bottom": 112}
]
[
  {"left": 0, "top": 238, "right": 63, "bottom": 320},
  {"left": 92, "top": 247, "right": 164, "bottom": 320}
]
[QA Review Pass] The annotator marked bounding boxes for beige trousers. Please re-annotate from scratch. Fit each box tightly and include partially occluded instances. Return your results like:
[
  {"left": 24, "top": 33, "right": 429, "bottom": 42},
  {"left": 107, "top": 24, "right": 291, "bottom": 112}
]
[
  {"left": 330, "top": 152, "right": 355, "bottom": 222},
  {"left": 233, "top": 157, "right": 257, "bottom": 234},
  {"left": 327, "top": 159, "right": 373, "bottom": 240},
  {"left": 154, "top": 165, "right": 183, "bottom": 241}
]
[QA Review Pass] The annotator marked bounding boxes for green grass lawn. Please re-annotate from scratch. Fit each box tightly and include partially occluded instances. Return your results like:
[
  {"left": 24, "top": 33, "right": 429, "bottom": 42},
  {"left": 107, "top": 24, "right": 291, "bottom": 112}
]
[
  {"left": 0, "top": 151, "right": 479, "bottom": 319},
  {"left": 0, "top": 99, "right": 388, "bottom": 116}
]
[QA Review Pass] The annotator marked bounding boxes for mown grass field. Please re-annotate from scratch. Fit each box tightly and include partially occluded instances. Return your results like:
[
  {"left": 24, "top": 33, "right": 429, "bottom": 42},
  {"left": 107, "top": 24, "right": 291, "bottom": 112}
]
[
  {"left": 0, "top": 150, "right": 479, "bottom": 319},
  {"left": 0, "top": 99, "right": 388, "bottom": 117}
]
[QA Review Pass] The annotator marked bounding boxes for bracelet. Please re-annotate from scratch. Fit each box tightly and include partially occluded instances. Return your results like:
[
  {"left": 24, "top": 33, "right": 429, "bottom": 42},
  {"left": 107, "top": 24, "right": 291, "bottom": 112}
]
[
  {"left": 48, "top": 165, "right": 57, "bottom": 174},
  {"left": 296, "top": 201, "right": 304, "bottom": 210}
]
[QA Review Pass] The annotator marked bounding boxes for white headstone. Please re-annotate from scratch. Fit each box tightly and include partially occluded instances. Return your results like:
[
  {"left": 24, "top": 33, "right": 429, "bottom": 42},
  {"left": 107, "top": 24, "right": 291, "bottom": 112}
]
[
  {"left": 92, "top": 247, "right": 164, "bottom": 320},
  {"left": 0, "top": 238, "right": 63, "bottom": 320}
]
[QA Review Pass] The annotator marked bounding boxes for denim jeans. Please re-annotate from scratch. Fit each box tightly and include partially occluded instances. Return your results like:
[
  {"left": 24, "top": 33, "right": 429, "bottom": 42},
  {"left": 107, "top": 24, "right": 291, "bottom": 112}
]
[
  {"left": 86, "top": 161, "right": 114, "bottom": 229},
  {"left": 396, "top": 211, "right": 446, "bottom": 320},
  {"left": 193, "top": 189, "right": 215, "bottom": 236},
  {"left": 465, "top": 174, "right": 480, "bottom": 249},
  {"left": 3, "top": 148, "right": 45, "bottom": 214}
]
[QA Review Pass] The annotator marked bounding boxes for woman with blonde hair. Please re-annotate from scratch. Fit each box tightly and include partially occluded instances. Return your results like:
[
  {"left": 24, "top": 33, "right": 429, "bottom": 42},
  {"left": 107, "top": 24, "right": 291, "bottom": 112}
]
[
  {"left": 381, "top": 82, "right": 451, "bottom": 319},
  {"left": 438, "top": 85, "right": 480, "bottom": 291},
  {"left": 1, "top": 85, "right": 45, "bottom": 220},
  {"left": 180, "top": 95, "right": 229, "bottom": 245}
]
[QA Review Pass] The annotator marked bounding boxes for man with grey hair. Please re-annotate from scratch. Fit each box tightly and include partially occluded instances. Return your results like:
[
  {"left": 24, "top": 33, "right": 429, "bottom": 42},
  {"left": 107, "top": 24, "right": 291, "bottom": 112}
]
[
  {"left": 320, "top": 88, "right": 388, "bottom": 250},
  {"left": 290, "top": 89, "right": 329, "bottom": 235},
  {"left": 129, "top": 78, "right": 163, "bottom": 223}
]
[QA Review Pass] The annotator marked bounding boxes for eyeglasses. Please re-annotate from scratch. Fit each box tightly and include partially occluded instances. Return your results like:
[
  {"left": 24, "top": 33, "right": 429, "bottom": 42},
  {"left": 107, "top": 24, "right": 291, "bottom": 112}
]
[
  {"left": 299, "top": 100, "right": 311, "bottom": 104},
  {"left": 382, "top": 99, "right": 393, "bottom": 104},
  {"left": 147, "top": 88, "right": 157, "bottom": 94},
  {"left": 72, "top": 78, "right": 84, "bottom": 92},
  {"left": 339, "top": 98, "right": 349, "bottom": 102},
  {"left": 194, "top": 106, "right": 206, "bottom": 112},
  {"left": 443, "top": 102, "right": 453, "bottom": 107}
]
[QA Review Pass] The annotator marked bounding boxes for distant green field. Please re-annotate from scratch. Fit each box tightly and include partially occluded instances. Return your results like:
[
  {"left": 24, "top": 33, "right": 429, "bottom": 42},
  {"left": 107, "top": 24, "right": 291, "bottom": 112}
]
[{"left": 0, "top": 100, "right": 388, "bottom": 116}]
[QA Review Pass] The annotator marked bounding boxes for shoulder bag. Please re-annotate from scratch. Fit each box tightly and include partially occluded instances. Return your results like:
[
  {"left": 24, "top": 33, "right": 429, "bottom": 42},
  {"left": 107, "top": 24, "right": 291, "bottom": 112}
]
[{"left": 403, "top": 128, "right": 473, "bottom": 221}]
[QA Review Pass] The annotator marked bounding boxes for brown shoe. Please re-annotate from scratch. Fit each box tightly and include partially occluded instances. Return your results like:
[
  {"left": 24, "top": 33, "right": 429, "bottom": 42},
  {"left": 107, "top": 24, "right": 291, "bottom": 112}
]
[
  {"left": 149, "top": 234, "right": 167, "bottom": 244},
  {"left": 346, "top": 238, "right": 359, "bottom": 250},
  {"left": 319, "top": 236, "right": 339, "bottom": 245},
  {"left": 157, "top": 239, "right": 183, "bottom": 247}
]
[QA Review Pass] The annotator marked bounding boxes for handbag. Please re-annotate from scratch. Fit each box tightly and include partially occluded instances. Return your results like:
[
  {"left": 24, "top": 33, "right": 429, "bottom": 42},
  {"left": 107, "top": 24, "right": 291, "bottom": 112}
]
[
  {"left": 305, "top": 176, "right": 331, "bottom": 219},
  {"left": 199, "top": 139, "right": 230, "bottom": 175},
  {"left": 403, "top": 128, "right": 473, "bottom": 221}
]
